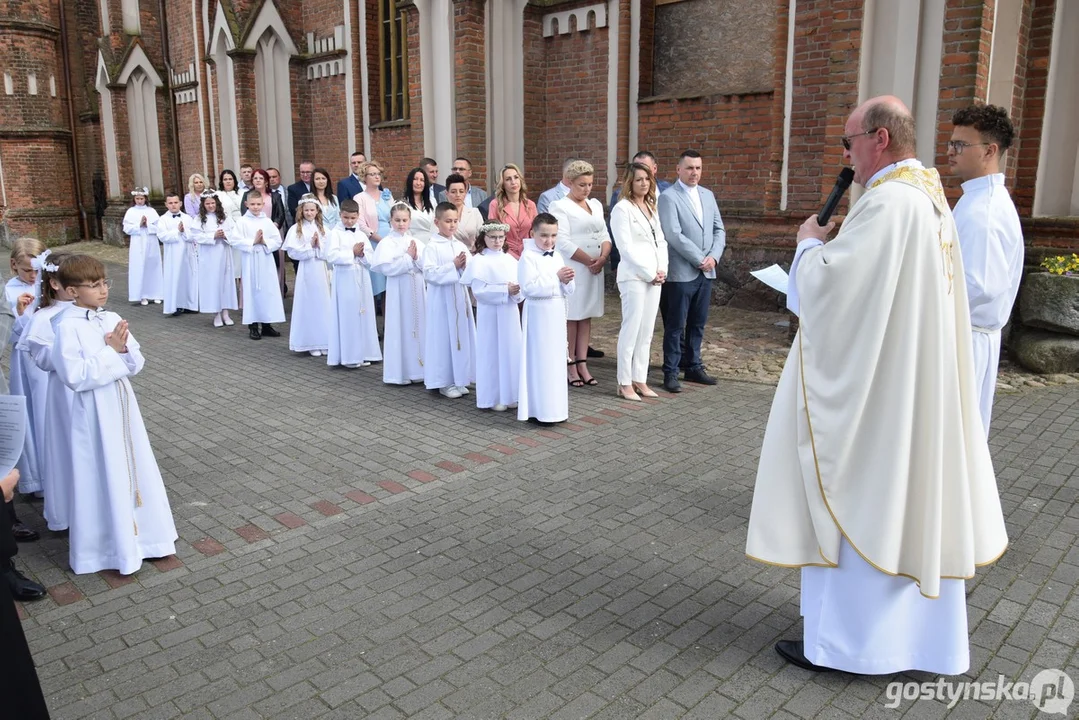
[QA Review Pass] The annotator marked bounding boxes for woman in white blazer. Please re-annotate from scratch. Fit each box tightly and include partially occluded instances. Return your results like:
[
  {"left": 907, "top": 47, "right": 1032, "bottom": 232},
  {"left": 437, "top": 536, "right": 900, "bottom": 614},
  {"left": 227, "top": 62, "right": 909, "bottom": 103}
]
[{"left": 609, "top": 163, "right": 668, "bottom": 401}]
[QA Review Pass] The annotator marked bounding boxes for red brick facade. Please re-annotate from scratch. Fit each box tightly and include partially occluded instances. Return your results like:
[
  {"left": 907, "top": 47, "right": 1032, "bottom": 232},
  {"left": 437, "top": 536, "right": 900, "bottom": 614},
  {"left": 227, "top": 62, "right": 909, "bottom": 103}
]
[{"left": 0, "top": 0, "right": 1075, "bottom": 288}]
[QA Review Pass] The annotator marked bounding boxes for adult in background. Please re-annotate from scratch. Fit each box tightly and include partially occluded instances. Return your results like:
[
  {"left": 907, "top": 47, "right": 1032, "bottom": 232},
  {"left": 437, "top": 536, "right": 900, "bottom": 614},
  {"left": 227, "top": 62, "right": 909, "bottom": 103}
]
[
  {"left": 747, "top": 95, "right": 1007, "bottom": 675},
  {"left": 337, "top": 151, "right": 366, "bottom": 201},
  {"left": 238, "top": 163, "right": 253, "bottom": 192},
  {"left": 312, "top": 168, "right": 340, "bottom": 229},
  {"left": 610, "top": 162, "right": 667, "bottom": 401},
  {"left": 185, "top": 173, "right": 208, "bottom": 216},
  {"left": 402, "top": 167, "right": 436, "bottom": 242},
  {"left": 421, "top": 157, "right": 445, "bottom": 208},
  {"left": 444, "top": 173, "right": 484, "bottom": 250},
  {"left": 217, "top": 169, "right": 245, "bottom": 302},
  {"left": 354, "top": 161, "right": 393, "bottom": 301},
  {"left": 487, "top": 163, "right": 537, "bottom": 259},
  {"left": 657, "top": 150, "right": 725, "bottom": 393},
  {"left": 287, "top": 160, "right": 315, "bottom": 221},
  {"left": 267, "top": 167, "right": 291, "bottom": 228},
  {"left": 550, "top": 161, "right": 610, "bottom": 387},
  {"left": 537, "top": 158, "right": 575, "bottom": 214},
  {"left": 608, "top": 151, "right": 671, "bottom": 268},
  {"left": 438, "top": 157, "right": 487, "bottom": 207},
  {"left": 947, "top": 104, "right": 1024, "bottom": 437}
]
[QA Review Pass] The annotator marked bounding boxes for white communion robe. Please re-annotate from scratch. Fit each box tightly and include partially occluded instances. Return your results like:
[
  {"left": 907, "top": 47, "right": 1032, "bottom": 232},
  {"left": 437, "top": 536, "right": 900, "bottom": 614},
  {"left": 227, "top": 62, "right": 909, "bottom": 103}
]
[
  {"left": 422, "top": 234, "right": 477, "bottom": 390},
  {"left": 157, "top": 211, "right": 200, "bottom": 314},
  {"left": 192, "top": 214, "right": 238, "bottom": 313},
  {"left": 123, "top": 205, "right": 164, "bottom": 302},
  {"left": 517, "top": 240, "right": 575, "bottom": 423},
  {"left": 746, "top": 161, "right": 1008, "bottom": 675},
  {"left": 325, "top": 226, "right": 382, "bottom": 367},
  {"left": 53, "top": 306, "right": 178, "bottom": 575},
  {"left": 230, "top": 212, "right": 286, "bottom": 325},
  {"left": 5, "top": 278, "right": 43, "bottom": 494},
  {"left": 283, "top": 220, "right": 332, "bottom": 353},
  {"left": 23, "top": 301, "right": 76, "bottom": 530},
  {"left": 461, "top": 249, "right": 523, "bottom": 409},
  {"left": 370, "top": 231, "right": 426, "bottom": 384},
  {"left": 952, "top": 173, "right": 1024, "bottom": 436}
]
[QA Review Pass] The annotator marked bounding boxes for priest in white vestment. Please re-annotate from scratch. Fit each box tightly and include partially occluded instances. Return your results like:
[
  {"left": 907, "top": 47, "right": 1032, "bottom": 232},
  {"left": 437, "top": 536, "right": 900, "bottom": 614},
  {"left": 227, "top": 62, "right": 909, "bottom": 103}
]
[
  {"left": 746, "top": 96, "right": 1008, "bottom": 675},
  {"left": 947, "top": 104, "right": 1024, "bottom": 437}
]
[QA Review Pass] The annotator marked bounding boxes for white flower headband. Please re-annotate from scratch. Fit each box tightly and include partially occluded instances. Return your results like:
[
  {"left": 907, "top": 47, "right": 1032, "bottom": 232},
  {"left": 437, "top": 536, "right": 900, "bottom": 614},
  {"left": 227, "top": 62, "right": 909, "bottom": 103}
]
[
  {"left": 130, "top": 187, "right": 149, "bottom": 197},
  {"left": 479, "top": 222, "right": 510, "bottom": 234},
  {"left": 30, "top": 249, "right": 58, "bottom": 274},
  {"left": 200, "top": 189, "right": 218, "bottom": 198},
  {"left": 298, "top": 193, "right": 321, "bottom": 208}
]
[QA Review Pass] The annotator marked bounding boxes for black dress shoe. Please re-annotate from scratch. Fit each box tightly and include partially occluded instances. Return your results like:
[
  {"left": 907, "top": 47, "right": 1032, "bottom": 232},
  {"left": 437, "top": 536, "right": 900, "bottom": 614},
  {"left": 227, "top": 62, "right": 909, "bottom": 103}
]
[
  {"left": 261, "top": 324, "right": 281, "bottom": 337},
  {"left": 775, "top": 640, "right": 834, "bottom": 672},
  {"left": 170, "top": 309, "right": 184, "bottom": 317},
  {"left": 12, "top": 522, "right": 39, "bottom": 542},
  {"left": 248, "top": 324, "right": 262, "bottom": 340},
  {"left": 3, "top": 565, "right": 47, "bottom": 601},
  {"left": 587, "top": 346, "right": 604, "bottom": 358},
  {"left": 684, "top": 367, "right": 718, "bottom": 385},
  {"left": 662, "top": 375, "right": 682, "bottom": 393}
]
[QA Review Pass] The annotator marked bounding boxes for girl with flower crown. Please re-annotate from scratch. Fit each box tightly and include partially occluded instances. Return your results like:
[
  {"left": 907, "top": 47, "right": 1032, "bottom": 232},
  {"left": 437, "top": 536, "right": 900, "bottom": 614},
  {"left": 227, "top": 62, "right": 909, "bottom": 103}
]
[{"left": 283, "top": 194, "right": 332, "bottom": 356}]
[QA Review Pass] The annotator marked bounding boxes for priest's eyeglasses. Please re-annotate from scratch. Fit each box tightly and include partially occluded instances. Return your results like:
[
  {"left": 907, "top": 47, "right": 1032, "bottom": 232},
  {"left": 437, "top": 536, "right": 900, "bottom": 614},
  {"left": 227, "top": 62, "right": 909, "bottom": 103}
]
[
  {"left": 946, "top": 140, "right": 988, "bottom": 155},
  {"left": 841, "top": 128, "right": 879, "bottom": 151},
  {"left": 73, "top": 279, "right": 113, "bottom": 289}
]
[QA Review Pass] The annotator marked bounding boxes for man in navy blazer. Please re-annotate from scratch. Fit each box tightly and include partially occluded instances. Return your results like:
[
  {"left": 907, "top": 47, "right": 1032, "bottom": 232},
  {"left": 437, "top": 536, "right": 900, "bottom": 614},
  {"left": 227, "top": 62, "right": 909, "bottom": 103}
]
[
  {"left": 287, "top": 160, "right": 315, "bottom": 220},
  {"left": 657, "top": 150, "right": 725, "bottom": 393},
  {"left": 420, "top": 158, "right": 446, "bottom": 208},
  {"left": 336, "top": 151, "right": 366, "bottom": 202}
]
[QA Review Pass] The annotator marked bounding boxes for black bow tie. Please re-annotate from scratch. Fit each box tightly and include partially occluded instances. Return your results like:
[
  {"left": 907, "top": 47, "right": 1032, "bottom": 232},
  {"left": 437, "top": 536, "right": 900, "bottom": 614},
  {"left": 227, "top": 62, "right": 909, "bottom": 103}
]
[
  {"left": 172, "top": 214, "right": 181, "bottom": 218},
  {"left": 542, "top": 251, "right": 554, "bottom": 257},
  {"left": 345, "top": 227, "right": 356, "bottom": 232}
]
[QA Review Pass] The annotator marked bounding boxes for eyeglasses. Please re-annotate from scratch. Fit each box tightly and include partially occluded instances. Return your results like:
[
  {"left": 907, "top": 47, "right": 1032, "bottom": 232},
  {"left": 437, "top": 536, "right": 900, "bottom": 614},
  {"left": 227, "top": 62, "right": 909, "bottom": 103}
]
[
  {"left": 74, "top": 279, "right": 112, "bottom": 290},
  {"left": 451, "top": 167, "right": 469, "bottom": 173},
  {"left": 841, "top": 128, "right": 879, "bottom": 151},
  {"left": 946, "top": 140, "right": 988, "bottom": 154}
]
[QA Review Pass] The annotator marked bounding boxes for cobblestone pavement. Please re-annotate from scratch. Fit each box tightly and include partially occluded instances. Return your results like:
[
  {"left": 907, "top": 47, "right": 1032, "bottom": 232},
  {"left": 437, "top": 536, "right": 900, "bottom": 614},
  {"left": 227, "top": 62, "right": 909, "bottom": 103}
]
[{"left": 11, "top": 262, "right": 1078, "bottom": 719}]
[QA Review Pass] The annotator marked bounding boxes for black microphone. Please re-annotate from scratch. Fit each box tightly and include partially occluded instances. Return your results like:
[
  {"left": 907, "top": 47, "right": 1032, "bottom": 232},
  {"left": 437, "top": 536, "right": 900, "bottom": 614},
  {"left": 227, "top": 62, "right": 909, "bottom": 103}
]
[{"left": 817, "top": 167, "right": 855, "bottom": 226}]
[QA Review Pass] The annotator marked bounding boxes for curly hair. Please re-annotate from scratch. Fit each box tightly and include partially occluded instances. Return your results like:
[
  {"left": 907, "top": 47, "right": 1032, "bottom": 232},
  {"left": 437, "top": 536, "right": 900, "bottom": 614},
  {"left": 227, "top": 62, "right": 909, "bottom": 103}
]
[{"left": 952, "top": 104, "right": 1015, "bottom": 151}]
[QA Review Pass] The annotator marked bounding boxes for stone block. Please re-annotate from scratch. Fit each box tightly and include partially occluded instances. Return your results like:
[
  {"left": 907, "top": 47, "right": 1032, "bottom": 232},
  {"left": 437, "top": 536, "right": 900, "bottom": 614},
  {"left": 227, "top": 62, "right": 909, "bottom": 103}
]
[
  {"left": 1011, "top": 328, "right": 1079, "bottom": 373},
  {"left": 1020, "top": 273, "right": 1079, "bottom": 336}
]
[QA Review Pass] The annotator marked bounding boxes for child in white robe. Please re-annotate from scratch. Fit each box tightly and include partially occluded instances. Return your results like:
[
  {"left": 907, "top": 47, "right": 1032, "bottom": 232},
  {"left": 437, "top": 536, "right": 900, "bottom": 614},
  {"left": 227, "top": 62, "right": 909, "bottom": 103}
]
[
  {"left": 460, "top": 222, "right": 523, "bottom": 411},
  {"left": 23, "top": 252, "right": 77, "bottom": 530},
  {"left": 6, "top": 238, "right": 46, "bottom": 500},
  {"left": 192, "top": 191, "right": 237, "bottom": 327},
  {"left": 53, "top": 255, "right": 178, "bottom": 575},
  {"left": 157, "top": 192, "right": 199, "bottom": 316},
  {"left": 369, "top": 204, "right": 427, "bottom": 385},
  {"left": 518, "top": 214, "right": 575, "bottom": 425},
  {"left": 123, "top": 187, "right": 164, "bottom": 305},
  {"left": 283, "top": 194, "right": 332, "bottom": 356},
  {"left": 230, "top": 192, "right": 285, "bottom": 340},
  {"left": 326, "top": 199, "right": 381, "bottom": 368},
  {"left": 423, "top": 202, "right": 477, "bottom": 398}
]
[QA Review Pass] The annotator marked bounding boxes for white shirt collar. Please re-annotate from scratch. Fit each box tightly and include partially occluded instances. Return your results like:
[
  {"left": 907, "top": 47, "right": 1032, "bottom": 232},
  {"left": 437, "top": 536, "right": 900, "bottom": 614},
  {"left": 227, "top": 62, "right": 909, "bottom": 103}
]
[
  {"left": 677, "top": 179, "right": 700, "bottom": 195},
  {"left": 960, "top": 173, "right": 1006, "bottom": 194},
  {"left": 866, "top": 158, "right": 922, "bottom": 188},
  {"left": 559, "top": 182, "right": 571, "bottom": 194}
]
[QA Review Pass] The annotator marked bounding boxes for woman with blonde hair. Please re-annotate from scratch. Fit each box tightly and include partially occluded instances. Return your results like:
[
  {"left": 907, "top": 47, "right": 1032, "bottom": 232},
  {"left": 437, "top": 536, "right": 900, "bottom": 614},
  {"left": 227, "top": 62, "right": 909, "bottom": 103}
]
[
  {"left": 185, "top": 173, "right": 208, "bottom": 216},
  {"left": 354, "top": 160, "right": 393, "bottom": 300},
  {"left": 609, "top": 162, "right": 667, "bottom": 401},
  {"left": 487, "top": 163, "right": 537, "bottom": 259},
  {"left": 549, "top": 160, "right": 610, "bottom": 387}
]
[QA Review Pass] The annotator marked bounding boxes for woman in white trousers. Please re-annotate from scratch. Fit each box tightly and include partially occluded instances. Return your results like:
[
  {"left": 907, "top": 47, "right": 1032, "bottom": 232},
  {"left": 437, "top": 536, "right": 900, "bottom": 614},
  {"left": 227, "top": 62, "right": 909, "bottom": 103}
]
[{"left": 610, "top": 163, "right": 668, "bottom": 401}]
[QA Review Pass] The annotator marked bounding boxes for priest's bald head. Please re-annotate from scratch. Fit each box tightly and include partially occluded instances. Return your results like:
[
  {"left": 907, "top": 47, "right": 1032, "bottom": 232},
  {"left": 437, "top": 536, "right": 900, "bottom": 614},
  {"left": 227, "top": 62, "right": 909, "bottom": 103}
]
[{"left": 843, "top": 95, "right": 917, "bottom": 187}]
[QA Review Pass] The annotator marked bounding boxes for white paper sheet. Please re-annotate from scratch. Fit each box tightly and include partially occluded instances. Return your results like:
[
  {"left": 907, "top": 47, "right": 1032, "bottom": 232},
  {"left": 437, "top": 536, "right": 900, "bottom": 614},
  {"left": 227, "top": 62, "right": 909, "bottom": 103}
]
[
  {"left": 0, "top": 395, "right": 27, "bottom": 479},
  {"left": 750, "top": 264, "right": 789, "bottom": 295}
]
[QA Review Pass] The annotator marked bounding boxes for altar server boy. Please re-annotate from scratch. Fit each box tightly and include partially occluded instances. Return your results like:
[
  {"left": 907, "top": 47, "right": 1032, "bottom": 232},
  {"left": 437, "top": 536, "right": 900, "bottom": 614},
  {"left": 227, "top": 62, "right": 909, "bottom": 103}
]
[
  {"left": 6, "top": 238, "right": 45, "bottom": 499},
  {"left": 157, "top": 191, "right": 199, "bottom": 316},
  {"left": 122, "top": 187, "right": 164, "bottom": 305},
  {"left": 326, "top": 199, "right": 381, "bottom": 367},
  {"left": 230, "top": 192, "right": 285, "bottom": 340},
  {"left": 517, "top": 214, "right": 575, "bottom": 424},
  {"left": 423, "top": 202, "right": 477, "bottom": 398},
  {"left": 53, "top": 255, "right": 178, "bottom": 575},
  {"left": 283, "top": 194, "right": 331, "bottom": 356},
  {"left": 370, "top": 204, "right": 427, "bottom": 385}
]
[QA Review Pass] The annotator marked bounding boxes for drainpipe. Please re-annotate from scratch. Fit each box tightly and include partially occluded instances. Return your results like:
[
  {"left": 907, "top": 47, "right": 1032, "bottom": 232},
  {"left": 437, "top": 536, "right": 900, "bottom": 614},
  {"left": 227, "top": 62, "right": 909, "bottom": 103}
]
[
  {"left": 158, "top": 0, "right": 185, "bottom": 193},
  {"left": 57, "top": 0, "right": 90, "bottom": 241}
]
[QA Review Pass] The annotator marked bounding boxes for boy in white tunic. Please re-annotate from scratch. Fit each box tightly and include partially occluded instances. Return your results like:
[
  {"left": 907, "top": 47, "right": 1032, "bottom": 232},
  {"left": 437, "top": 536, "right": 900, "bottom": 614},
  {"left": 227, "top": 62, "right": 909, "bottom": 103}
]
[
  {"left": 423, "top": 203, "right": 477, "bottom": 398},
  {"left": 370, "top": 204, "right": 427, "bottom": 385},
  {"left": 517, "top": 214, "right": 575, "bottom": 424},
  {"left": 460, "top": 222, "right": 523, "bottom": 411},
  {"left": 283, "top": 194, "right": 332, "bottom": 356},
  {"left": 6, "top": 238, "right": 45, "bottom": 501},
  {"left": 53, "top": 255, "right": 178, "bottom": 575},
  {"left": 122, "top": 187, "right": 164, "bottom": 305},
  {"left": 326, "top": 199, "right": 381, "bottom": 368},
  {"left": 947, "top": 104, "right": 1024, "bottom": 437},
  {"left": 157, "top": 192, "right": 199, "bottom": 316},
  {"left": 230, "top": 193, "right": 286, "bottom": 340}
]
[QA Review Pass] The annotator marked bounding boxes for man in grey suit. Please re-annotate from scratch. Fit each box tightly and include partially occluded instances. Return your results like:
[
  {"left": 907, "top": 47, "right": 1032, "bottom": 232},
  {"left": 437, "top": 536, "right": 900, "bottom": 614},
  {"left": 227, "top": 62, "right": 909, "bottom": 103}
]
[
  {"left": 437, "top": 157, "right": 487, "bottom": 207},
  {"left": 657, "top": 150, "right": 725, "bottom": 392},
  {"left": 536, "top": 158, "right": 575, "bottom": 214}
]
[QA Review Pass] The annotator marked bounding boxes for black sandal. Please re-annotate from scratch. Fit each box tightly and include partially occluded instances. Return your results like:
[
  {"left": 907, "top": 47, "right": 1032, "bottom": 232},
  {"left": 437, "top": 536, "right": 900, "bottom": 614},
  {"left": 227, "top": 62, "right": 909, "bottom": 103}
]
[
  {"left": 577, "top": 360, "right": 599, "bottom": 386},
  {"left": 568, "top": 359, "right": 585, "bottom": 387}
]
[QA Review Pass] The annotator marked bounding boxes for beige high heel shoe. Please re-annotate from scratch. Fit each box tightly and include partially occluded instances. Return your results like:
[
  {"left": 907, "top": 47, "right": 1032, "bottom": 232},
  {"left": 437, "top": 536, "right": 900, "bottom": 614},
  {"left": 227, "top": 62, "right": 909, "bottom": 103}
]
[
  {"left": 633, "top": 383, "right": 659, "bottom": 398},
  {"left": 617, "top": 385, "right": 642, "bottom": 402}
]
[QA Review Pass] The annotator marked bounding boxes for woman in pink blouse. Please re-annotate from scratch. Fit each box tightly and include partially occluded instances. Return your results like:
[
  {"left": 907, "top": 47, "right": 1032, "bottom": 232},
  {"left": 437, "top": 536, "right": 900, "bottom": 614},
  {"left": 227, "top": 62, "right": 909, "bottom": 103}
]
[{"left": 487, "top": 163, "right": 537, "bottom": 259}]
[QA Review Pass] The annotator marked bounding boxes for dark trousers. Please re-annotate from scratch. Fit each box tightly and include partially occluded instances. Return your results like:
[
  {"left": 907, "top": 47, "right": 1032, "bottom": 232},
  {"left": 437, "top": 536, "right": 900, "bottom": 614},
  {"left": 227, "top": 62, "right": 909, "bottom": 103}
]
[
  {"left": 661, "top": 274, "right": 712, "bottom": 376},
  {"left": 0, "top": 580, "right": 50, "bottom": 719}
]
